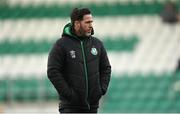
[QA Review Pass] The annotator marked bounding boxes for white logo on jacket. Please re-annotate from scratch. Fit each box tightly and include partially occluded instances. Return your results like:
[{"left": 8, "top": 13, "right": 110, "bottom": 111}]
[
  {"left": 70, "top": 50, "right": 76, "bottom": 58},
  {"left": 91, "top": 47, "right": 98, "bottom": 55}
]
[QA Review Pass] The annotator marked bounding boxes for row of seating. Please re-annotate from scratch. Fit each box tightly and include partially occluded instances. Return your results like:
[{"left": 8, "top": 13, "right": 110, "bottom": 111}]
[
  {"left": 6, "top": 0, "right": 179, "bottom": 6},
  {"left": 0, "top": 39, "right": 53, "bottom": 54},
  {"left": 0, "top": 1, "right": 180, "bottom": 19},
  {"left": 0, "top": 77, "right": 58, "bottom": 102},
  {"left": 100, "top": 72, "right": 180, "bottom": 112},
  {"left": 1, "top": 72, "right": 180, "bottom": 112},
  {"left": 1, "top": 16, "right": 179, "bottom": 41},
  {"left": 0, "top": 36, "right": 138, "bottom": 54}
]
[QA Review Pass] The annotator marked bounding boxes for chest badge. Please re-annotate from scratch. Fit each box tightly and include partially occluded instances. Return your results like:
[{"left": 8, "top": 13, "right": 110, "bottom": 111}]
[
  {"left": 91, "top": 47, "right": 98, "bottom": 55},
  {"left": 70, "top": 50, "right": 76, "bottom": 58}
]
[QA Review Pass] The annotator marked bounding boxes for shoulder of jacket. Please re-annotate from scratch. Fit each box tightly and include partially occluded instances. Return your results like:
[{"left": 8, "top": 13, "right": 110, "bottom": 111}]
[
  {"left": 54, "top": 36, "right": 70, "bottom": 47},
  {"left": 91, "top": 36, "right": 103, "bottom": 46}
]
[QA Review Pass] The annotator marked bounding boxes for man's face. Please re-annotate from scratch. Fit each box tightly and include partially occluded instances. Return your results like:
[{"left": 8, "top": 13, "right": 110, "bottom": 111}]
[{"left": 79, "top": 14, "right": 93, "bottom": 36}]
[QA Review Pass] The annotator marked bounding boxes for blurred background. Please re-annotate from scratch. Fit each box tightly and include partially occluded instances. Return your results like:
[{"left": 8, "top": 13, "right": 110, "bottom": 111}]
[{"left": 0, "top": 0, "right": 180, "bottom": 113}]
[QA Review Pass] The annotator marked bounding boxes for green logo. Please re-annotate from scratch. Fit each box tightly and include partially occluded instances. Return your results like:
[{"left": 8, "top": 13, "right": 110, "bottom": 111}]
[{"left": 91, "top": 47, "right": 98, "bottom": 55}]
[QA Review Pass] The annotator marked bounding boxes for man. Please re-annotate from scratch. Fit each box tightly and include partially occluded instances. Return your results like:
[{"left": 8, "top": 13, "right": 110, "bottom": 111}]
[
  {"left": 47, "top": 8, "right": 111, "bottom": 113},
  {"left": 160, "top": 1, "right": 179, "bottom": 24}
]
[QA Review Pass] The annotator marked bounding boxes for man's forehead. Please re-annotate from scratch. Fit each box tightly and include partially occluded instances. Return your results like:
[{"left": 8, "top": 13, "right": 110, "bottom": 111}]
[{"left": 83, "top": 14, "right": 93, "bottom": 20}]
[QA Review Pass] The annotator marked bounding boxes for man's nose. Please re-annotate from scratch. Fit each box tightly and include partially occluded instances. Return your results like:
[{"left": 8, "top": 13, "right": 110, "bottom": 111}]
[{"left": 89, "top": 23, "right": 93, "bottom": 27}]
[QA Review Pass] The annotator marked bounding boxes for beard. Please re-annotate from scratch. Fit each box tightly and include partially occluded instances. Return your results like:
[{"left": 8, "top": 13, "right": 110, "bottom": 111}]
[
  {"left": 85, "top": 32, "right": 91, "bottom": 36},
  {"left": 79, "top": 26, "right": 92, "bottom": 37}
]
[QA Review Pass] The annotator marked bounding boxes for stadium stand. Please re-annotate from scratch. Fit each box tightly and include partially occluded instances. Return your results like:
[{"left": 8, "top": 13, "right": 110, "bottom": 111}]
[{"left": 0, "top": 0, "right": 180, "bottom": 113}]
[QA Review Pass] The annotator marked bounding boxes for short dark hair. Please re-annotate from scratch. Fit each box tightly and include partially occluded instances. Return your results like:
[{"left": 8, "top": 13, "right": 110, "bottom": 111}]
[{"left": 70, "top": 8, "right": 91, "bottom": 26}]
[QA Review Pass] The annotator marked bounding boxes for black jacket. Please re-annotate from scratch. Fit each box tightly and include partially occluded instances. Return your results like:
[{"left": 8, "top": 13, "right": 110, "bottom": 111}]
[{"left": 47, "top": 23, "right": 111, "bottom": 110}]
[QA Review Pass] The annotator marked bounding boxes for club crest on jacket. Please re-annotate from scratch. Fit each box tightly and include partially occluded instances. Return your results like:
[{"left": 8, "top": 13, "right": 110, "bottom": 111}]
[
  {"left": 91, "top": 47, "right": 98, "bottom": 55},
  {"left": 70, "top": 50, "right": 76, "bottom": 58}
]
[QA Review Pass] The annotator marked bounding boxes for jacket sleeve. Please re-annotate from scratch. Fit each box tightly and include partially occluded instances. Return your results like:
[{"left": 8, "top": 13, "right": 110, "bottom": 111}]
[
  {"left": 47, "top": 42, "right": 72, "bottom": 100},
  {"left": 99, "top": 43, "right": 111, "bottom": 95}
]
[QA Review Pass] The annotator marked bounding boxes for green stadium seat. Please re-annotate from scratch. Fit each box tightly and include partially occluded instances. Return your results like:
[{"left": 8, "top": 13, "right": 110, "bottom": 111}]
[
  {"left": 100, "top": 74, "right": 177, "bottom": 113},
  {"left": 43, "top": 78, "right": 58, "bottom": 100},
  {"left": 0, "top": 78, "right": 8, "bottom": 102}
]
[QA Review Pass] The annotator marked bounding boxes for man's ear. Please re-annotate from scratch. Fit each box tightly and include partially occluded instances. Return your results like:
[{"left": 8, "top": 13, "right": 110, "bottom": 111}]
[{"left": 74, "top": 21, "right": 80, "bottom": 29}]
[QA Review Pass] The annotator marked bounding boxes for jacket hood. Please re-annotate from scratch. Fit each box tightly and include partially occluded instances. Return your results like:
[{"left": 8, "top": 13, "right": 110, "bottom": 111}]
[
  {"left": 62, "top": 23, "right": 94, "bottom": 39},
  {"left": 62, "top": 23, "right": 75, "bottom": 38}
]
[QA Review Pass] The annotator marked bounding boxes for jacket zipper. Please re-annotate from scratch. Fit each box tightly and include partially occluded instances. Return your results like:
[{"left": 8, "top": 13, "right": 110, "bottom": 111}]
[{"left": 80, "top": 41, "right": 90, "bottom": 110}]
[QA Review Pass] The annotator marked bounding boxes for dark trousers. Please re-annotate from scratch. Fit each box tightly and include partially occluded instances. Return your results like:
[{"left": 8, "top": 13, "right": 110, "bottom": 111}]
[{"left": 59, "top": 108, "right": 98, "bottom": 113}]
